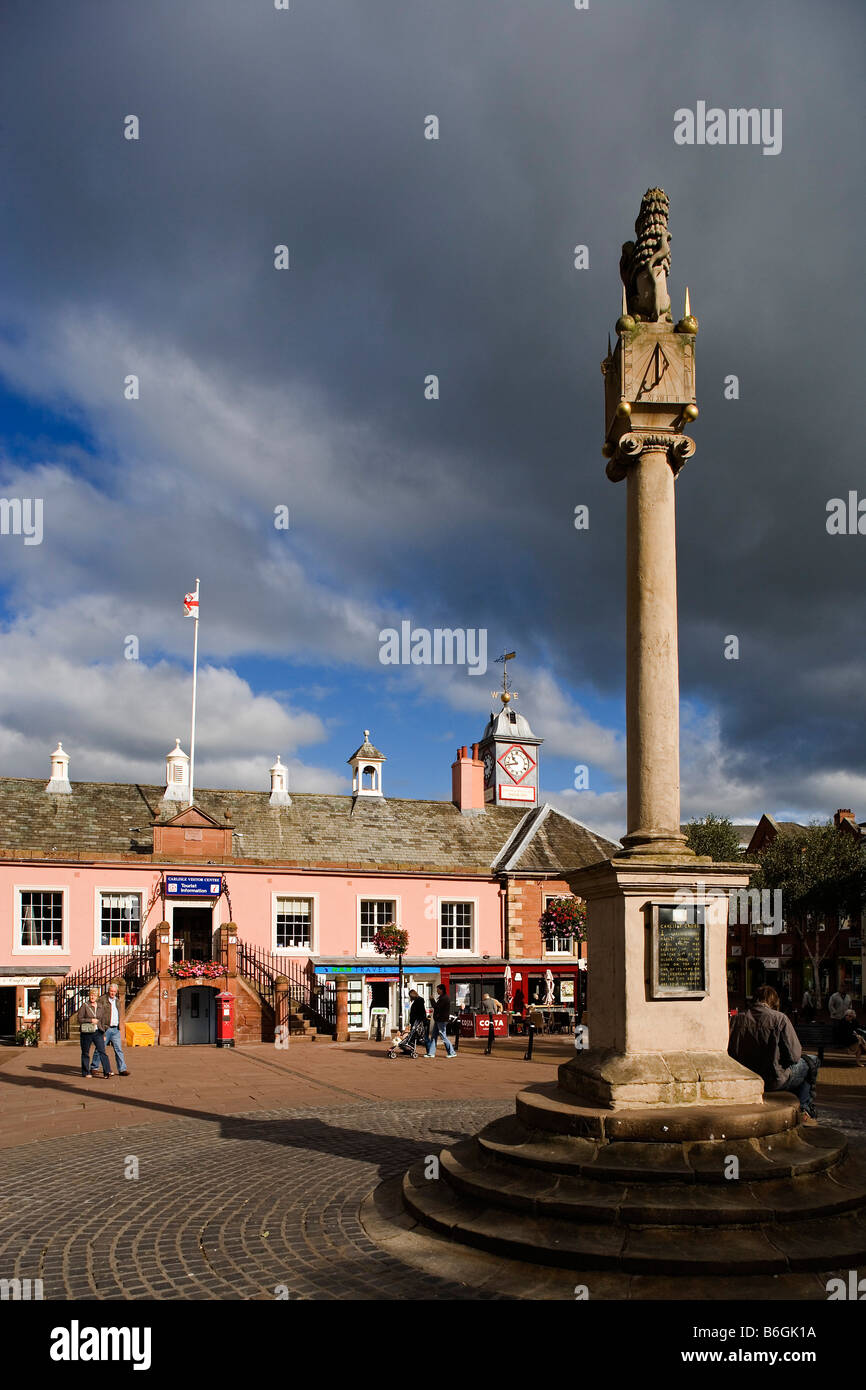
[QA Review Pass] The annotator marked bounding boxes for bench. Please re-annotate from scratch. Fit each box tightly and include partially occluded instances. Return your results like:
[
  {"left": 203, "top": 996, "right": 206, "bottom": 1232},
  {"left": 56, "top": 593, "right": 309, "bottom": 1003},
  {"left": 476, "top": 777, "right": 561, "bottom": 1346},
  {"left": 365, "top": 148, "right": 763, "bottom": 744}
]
[{"left": 794, "top": 1022, "right": 829, "bottom": 1065}]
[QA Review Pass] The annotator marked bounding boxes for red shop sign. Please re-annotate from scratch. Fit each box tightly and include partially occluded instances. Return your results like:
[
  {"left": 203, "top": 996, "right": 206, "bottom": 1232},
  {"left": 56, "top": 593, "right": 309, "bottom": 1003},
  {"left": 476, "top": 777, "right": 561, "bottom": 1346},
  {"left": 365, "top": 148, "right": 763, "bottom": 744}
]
[{"left": 474, "top": 1014, "right": 509, "bottom": 1038}]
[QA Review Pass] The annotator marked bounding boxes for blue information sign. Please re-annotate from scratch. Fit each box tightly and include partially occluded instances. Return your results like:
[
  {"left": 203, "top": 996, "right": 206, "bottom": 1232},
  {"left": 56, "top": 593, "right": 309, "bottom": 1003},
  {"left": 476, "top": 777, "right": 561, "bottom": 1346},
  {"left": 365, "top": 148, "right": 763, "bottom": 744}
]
[
  {"left": 165, "top": 875, "right": 223, "bottom": 897},
  {"left": 314, "top": 965, "right": 439, "bottom": 976}
]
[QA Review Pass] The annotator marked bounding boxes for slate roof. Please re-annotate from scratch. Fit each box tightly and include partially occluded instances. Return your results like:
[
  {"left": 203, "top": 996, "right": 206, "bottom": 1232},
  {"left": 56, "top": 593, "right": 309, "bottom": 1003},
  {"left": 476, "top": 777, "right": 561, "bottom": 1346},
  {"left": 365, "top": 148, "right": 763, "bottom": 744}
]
[
  {"left": 0, "top": 779, "right": 614, "bottom": 876},
  {"left": 494, "top": 804, "right": 618, "bottom": 872}
]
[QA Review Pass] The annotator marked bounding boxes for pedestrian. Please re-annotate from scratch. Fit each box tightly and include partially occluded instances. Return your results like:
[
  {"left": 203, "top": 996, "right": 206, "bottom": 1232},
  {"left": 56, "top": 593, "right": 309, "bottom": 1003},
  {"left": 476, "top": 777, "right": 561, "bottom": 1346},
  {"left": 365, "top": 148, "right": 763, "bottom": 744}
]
[
  {"left": 828, "top": 984, "right": 852, "bottom": 1043},
  {"left": 728, "top": 984, "right": 819, "bottom": 1124},
  {"left": 512, "top": 987, "right": 526, "bottom": 1016},
  {"left": 801, "top": 988, "right": 815, "bottom": 1023},
  {"left": 91, "top": 981, "right": 130, "bottom": 1076},
  {"left": 425, "top": 984, "right": 457, "bottom": 1059},
  {"left": 77, "top": 987, "right": 111, "bottom": 1078},
  {"left": 481, "top": 992, "right": 502, "bottom": 1015},
  {"left": 407, "top": 989, "right": 429, "bottom": 1046}
]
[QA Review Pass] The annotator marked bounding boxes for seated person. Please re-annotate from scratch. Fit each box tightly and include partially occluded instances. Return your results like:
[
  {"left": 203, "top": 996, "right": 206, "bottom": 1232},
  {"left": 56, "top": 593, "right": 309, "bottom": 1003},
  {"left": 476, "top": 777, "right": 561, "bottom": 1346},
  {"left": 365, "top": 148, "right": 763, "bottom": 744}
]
[
  {"left": 837, "top": 1009, "right": 866, "bottom": 1065},
  {"left": 728, "top": 984, "right": 819, "bottom": 1123}
]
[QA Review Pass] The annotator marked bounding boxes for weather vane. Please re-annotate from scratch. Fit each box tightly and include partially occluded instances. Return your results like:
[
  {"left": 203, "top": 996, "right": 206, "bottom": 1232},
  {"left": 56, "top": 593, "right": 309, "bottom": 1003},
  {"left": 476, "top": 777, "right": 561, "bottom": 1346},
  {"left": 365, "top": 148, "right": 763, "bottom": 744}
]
[{"left": 492, "top": 650, "right": 518, "bottom": 705}]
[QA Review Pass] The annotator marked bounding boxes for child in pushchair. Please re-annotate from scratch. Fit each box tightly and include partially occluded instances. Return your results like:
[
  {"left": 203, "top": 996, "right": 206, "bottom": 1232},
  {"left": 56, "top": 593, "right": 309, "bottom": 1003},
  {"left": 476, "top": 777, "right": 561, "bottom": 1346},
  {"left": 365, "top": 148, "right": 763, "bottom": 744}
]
[{"left": 387, "top": 1019, "right": 427, "bottom": 1059}]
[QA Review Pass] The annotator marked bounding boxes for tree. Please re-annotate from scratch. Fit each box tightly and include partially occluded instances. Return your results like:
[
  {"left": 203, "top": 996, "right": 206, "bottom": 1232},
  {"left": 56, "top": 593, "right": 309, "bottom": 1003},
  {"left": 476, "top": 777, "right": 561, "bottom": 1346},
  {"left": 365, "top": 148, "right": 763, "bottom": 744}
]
[
  {"left": 684, "top": 813, "right": 742, "bottom": 862},
  {"left": 752, "top": 821, "right": 865, "bottom": 1008}
]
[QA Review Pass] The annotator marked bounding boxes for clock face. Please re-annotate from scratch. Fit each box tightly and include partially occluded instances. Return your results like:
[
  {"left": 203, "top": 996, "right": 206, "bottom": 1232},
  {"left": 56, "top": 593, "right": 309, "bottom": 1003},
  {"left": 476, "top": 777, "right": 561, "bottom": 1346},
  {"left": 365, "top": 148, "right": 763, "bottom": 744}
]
[{"left": 500, "top": 745, "right": 533, "bottom": 783}]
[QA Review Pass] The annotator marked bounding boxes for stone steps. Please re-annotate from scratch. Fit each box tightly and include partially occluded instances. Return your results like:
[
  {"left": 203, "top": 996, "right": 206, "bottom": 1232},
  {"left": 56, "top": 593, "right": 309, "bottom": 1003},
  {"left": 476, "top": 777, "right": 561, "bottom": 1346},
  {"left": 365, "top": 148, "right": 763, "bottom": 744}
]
[
  {"left": 440, "top": 1138, "right": 866, "bottom": 1227},
  {"left": 402, "top": 1154, "right": 866, "bottom": 1275},
  {"left": 477, "top": 1113, "right": 847, "bottom": 1183}
]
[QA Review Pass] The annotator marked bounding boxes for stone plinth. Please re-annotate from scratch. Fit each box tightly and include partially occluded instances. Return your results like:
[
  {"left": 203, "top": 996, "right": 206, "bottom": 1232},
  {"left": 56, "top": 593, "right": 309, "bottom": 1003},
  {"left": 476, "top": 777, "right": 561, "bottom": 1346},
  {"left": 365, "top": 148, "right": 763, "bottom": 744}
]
[{"left": 560, "top": 855, "right": 761, "bottom": 1107}]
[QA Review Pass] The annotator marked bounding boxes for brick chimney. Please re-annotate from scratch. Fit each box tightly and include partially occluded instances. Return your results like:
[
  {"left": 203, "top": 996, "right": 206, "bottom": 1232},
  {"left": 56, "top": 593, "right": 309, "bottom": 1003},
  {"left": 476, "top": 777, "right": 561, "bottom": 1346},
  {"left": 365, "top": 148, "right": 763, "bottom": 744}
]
[
  {"left": 834, "top": 808, "right": 856, "bottom": 828},
  {"left": 452, "top": 743, "right": 485, "bottom": 814}
]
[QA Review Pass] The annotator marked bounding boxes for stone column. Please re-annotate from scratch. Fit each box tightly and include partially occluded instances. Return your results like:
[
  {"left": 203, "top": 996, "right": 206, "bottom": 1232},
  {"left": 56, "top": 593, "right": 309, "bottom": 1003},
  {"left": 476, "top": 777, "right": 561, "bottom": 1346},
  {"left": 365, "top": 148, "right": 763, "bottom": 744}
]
[
  {"left": 274, "top": 974, "right": 289, "bottom": 1044},
  {"left": 38, "top": 977, "right": 57, "bottom": 1046},
  {"left": 334, "top": 976, "right": 349, "bottom": 1043},
  {"left": 620, "top": 433, "right": 694, "bottom": 856},
  {"left": 155, "top": 922, "right": 172, "bottom": 975},
  {"left": 217, "top": 923, "right": 238, "bottom": 977}
]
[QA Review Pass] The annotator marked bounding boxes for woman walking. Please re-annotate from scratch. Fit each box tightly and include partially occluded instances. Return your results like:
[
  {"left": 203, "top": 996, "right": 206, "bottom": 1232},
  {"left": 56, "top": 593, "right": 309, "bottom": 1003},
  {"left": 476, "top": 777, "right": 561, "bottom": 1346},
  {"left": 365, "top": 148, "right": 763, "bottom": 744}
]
[{"left": 78, "top": 987, "right": 112, "bottom": 1078}]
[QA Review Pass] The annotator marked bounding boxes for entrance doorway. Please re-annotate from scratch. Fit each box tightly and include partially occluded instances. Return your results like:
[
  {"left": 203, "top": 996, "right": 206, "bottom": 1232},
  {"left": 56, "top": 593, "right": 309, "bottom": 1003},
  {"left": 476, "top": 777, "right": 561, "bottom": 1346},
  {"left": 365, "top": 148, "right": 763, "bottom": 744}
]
[
  {"left": 178, "top": 986, "right": 217, "bottom": 1045},
  {"left": 172, "top": 907, "right": 214, "bottom": 963},
  {"left": 0, "top": 987, "right": 15, "bottom": 1037}
]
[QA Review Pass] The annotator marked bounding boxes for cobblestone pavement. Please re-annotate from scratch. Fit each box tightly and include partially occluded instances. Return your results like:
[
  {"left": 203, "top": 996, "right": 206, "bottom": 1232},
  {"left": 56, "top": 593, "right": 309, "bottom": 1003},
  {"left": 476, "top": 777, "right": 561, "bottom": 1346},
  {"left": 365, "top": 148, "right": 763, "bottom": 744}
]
[
  {"left": 0, "top": 1046, "right": 862, "bottom": 1302},
  {"left": 0, "top": 1098, "right": 514, "bottom": 1301}
]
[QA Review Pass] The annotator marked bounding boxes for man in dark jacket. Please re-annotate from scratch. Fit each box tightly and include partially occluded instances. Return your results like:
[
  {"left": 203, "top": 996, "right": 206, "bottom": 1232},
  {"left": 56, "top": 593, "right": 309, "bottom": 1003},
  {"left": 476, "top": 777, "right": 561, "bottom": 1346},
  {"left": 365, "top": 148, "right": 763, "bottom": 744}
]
[
  {"left": 91, "top": 981, "right": 130, "bottom": 1076},
  {"left": 425, "top": 984, "right": 457, "bottom": 1059},
  {"left": 729, "top": 985, "right": 817, "bottom": 1121}
]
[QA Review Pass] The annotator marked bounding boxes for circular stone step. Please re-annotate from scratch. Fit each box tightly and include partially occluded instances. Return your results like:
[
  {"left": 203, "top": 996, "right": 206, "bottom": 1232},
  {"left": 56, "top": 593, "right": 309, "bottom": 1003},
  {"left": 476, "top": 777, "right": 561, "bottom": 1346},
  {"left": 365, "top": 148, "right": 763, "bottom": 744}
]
[
  {"left": 515, "top": 1083, "right": 799, "bottom": 1142},
  {"left": 402, "top": 1158, "right": 866, "bottom": 1275},
  {"left": 477, "top": 1114, "right": 847, "bottom": 1183},
  {"left": 440, "top": 1139, "right": 866, "bottom": 1227}
]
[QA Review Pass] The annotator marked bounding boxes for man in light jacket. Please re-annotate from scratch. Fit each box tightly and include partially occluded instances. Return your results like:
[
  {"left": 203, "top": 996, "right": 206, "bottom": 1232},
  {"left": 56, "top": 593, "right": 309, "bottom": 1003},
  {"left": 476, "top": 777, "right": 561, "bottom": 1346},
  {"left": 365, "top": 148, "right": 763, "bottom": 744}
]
[
  {"left": 729, "top": 984, "right": 817, "bottom": 1123},
  {"left": 92, "top": 981, "right": 131, "bottom": 1076}
]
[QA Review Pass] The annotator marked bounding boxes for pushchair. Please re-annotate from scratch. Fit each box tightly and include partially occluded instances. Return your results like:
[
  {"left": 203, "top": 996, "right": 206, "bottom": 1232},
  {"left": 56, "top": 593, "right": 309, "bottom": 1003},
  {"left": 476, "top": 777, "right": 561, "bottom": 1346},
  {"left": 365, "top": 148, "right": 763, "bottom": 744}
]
[{"left": 386, "top": 1019, "right": 427, "bottom": 1059}]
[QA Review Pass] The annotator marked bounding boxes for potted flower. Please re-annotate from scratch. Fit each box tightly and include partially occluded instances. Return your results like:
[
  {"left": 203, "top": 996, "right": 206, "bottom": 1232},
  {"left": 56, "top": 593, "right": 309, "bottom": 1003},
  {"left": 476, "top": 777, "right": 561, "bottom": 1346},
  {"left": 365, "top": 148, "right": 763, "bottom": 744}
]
[
  {"left": 15, "top": 1025, "right": 38, "bottom": 1046},
  {"left": 168, "top": 959, "right": 224, "bottom": 980},
  {"left": 372, "top": 925, "right": 410, "bottom": 1030},
  {"left": 538, "top": 896, "right": 586, "bottom": 946}
]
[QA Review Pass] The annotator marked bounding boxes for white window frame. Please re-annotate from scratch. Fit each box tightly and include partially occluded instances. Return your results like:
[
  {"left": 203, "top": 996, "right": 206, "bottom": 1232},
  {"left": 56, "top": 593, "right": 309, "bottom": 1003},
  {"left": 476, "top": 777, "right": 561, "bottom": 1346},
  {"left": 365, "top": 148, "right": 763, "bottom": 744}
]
[
  {"left": 542, "top": 893, "right": 577, "bottom": 957},
  {"left": 356, "top": 895, "right": 401, "bottom": 954},
  {"left": 437, "top": 897, "right": 478, "bottom": 956},
  {"left": 13, "top": 886, "right": 67, "bottom": 954},
  {"left": 271, "top": 891, "right": 319, "bottom": 954},
  {"left": 93, "top": 887, "right": 144, "bottom": 954}
]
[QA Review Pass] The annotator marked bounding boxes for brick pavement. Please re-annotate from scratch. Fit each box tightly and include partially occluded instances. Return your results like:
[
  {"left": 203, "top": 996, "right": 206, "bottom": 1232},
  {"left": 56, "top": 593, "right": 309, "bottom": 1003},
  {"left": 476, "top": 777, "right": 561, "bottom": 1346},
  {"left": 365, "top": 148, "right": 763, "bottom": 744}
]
[{"left": 0, "top": 1041, "right": 862, "bottom": 1301}]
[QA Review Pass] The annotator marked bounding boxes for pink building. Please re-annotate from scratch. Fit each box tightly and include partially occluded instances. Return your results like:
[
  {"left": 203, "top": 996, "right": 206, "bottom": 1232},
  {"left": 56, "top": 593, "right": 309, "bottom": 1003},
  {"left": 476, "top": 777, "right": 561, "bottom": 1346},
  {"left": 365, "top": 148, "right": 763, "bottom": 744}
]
[{"left": 0, "top": 720, "right": 615, "bottom": 1044}]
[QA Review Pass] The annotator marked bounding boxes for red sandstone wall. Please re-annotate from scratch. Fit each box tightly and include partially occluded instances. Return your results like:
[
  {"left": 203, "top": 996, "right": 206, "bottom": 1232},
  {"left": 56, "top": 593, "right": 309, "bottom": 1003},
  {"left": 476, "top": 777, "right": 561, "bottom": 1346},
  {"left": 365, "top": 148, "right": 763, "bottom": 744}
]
[{"left": 506, "top": 878, "right": 579, "bottom": 959}]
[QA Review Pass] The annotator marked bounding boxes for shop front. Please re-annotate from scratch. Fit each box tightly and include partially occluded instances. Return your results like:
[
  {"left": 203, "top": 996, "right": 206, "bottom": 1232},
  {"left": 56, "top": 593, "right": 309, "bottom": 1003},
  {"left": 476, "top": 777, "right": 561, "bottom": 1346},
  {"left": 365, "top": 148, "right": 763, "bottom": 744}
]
[
  {"left": 314, "top": 962, "right": 440, "bottom": 1034},
  {"left": 440, "top": 961, "right": 580, "bottom": 1032}
]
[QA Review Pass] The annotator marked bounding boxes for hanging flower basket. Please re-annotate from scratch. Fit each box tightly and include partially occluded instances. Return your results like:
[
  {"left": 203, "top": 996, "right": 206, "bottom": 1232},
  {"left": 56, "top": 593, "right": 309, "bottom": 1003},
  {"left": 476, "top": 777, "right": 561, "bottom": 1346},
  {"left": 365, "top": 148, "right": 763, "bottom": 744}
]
[
  {"left": 538, "top": 897, "right": 586, "bottom": 943},
  {"left": 372, "top": 925, "right": 409, "bottom": 957},
  {"left": 168, "top": 960, "right": 224, "bottom": 980}
]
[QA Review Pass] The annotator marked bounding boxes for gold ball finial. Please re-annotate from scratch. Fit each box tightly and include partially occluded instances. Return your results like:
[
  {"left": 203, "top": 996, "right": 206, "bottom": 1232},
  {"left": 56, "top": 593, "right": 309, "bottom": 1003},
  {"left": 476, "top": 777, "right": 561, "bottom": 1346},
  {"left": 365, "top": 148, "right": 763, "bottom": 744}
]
[
  {"left": 682, "top": 403, "right": 699, "bottom": 422},
  {"left": 615, "top": 400, "right": 632, "bottom": 419},
  {"left": 501, "top": 691, "right": 511, "bottom": 704}
]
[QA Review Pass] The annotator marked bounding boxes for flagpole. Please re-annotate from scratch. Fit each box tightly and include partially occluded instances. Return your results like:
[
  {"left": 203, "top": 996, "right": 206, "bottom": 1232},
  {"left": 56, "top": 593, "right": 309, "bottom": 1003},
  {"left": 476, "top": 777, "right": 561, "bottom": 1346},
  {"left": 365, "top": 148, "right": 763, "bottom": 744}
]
[{"left": 188, "top": 579, "right": 199, "bottom": 808}]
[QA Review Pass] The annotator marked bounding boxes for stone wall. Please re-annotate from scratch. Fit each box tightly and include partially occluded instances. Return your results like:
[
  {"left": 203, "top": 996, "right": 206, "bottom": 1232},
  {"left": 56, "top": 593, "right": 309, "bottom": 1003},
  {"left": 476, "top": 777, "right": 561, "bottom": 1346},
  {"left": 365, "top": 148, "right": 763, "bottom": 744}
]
[{"left": 507, "top": 878, "right": 579, "bottom": 959}]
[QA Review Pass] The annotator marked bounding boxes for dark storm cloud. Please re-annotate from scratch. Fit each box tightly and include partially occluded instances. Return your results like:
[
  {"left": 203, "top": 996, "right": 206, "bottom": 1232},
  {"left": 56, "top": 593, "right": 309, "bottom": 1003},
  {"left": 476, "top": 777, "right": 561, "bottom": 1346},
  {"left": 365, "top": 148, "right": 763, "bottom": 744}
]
[{"left": 0, "top": 0, "right": 864, "bottom": 811}]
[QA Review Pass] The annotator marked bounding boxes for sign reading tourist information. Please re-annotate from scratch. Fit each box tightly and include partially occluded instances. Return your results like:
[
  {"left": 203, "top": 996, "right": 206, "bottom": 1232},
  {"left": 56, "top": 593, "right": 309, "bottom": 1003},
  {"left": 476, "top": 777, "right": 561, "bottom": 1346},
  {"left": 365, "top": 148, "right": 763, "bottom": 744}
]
[
  {"left": 165, "top": 875, "right": 223, "bottom": 897},
  {"left": 648, "top": 903, "right": 708, "bottom": 999}
]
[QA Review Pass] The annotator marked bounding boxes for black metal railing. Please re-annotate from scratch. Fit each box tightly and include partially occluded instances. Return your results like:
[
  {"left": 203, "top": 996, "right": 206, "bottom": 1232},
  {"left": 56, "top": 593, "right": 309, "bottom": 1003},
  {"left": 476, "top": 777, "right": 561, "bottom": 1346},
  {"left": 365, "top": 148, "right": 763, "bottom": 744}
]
[
  {"left": 55, "top": 941, "right": 157, "bottom": 1041},
  {"left": 235, "top": 941, "right": 336, "bottom": 1035}
]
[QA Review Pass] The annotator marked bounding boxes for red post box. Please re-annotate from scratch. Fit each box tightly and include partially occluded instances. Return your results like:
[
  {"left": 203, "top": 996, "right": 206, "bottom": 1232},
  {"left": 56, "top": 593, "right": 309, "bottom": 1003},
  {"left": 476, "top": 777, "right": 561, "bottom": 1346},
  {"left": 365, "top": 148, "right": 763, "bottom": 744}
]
[{"left": 215, "top": 991, "right": 235, "bottom": 1048}]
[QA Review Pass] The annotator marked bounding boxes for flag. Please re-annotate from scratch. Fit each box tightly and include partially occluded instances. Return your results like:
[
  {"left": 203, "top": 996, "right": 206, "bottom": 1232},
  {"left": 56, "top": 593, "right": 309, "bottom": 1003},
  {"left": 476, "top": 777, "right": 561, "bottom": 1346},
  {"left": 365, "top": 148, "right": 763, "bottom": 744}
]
[{"left": 184, "top": 588, "right": 199, "bottom": 617}]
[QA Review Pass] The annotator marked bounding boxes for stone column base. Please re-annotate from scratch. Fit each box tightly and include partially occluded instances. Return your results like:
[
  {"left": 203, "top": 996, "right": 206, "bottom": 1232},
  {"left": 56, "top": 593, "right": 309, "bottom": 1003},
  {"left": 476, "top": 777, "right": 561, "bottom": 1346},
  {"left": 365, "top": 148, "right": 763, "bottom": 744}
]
[{"left": 558, "top": 1047, "right": 764, "bottom": 1110}]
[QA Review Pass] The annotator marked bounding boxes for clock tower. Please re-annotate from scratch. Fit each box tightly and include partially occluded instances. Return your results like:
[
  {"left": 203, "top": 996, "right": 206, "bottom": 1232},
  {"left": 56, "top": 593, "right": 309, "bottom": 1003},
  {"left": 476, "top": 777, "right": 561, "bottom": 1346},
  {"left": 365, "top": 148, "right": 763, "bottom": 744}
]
[{"left": 478, "top": 653, "right": 542, "bottom": 806}]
